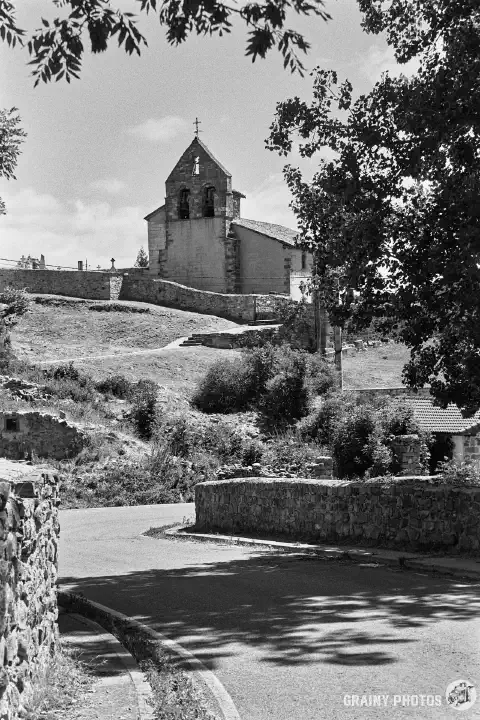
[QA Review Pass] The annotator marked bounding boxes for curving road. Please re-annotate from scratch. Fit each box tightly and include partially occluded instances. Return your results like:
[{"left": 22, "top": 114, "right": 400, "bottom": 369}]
[{"left": 59, "top": 504, "right": 480, "bottom": 720}]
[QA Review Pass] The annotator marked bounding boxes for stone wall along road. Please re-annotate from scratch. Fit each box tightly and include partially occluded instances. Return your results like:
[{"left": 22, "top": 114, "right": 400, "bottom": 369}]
[
  {"left": 195, "top": 477, "right": 480, "bottom": 552},
  {"left": 0, "top": 464, "right": 59, "bottom": 719}
]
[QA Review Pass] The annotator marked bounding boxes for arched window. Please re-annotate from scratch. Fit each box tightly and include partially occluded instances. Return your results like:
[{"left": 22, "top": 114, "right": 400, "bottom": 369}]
[
  {"left": 178, "top": 188, "right": 190, "bottom": 219},
  {"left": 202, "top": 186, "right": 215, "bottom": 217}
]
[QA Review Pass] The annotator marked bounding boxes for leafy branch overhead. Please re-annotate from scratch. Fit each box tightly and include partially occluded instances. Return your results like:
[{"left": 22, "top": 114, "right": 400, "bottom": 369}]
[
  {"left": 267, "top": 0, "right": 480, "bottom": 413},
  {"left": 0, "top": 0, "right": 331, "bottom": 85},
  {"left": 0, "top": 107, "right": 27, "bottom": 216}
]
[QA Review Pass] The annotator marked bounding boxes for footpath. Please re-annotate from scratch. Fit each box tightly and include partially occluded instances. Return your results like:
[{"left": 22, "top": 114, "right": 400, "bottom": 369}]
[{"left": 58, "top": 609, "right": 154, "bottom": 720}]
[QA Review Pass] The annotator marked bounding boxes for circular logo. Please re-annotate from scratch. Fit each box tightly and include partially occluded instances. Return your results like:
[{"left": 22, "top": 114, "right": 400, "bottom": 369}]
[{"left": 446, "top": 680, "right": 477, "bottom": 711}]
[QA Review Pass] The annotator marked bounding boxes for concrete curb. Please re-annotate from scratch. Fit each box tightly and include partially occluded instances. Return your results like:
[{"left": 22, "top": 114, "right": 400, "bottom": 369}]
[
  {"left": 60, "top": 611, "right": 155, "bottom": 720},
  {"left": 163, "top": 527, "right": 480, "bottom": 581},
  {"left": 58, "top": 591, "right": 242, "bottom": 720}
]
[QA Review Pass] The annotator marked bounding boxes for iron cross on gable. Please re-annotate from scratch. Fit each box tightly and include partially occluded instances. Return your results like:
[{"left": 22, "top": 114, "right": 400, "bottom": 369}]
[{"left": 193, "top": 117, "right": 202, "bottom": 137}]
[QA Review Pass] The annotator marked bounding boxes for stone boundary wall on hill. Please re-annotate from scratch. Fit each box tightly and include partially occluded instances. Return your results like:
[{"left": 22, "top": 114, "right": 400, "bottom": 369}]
[
  {"left": 195, "top": 478, "right": 480, "bottom": 552},
  {"left": 0, "top": 470, "right": 59, "bottom": 719},
  {"left": 120, "top": 275, "right": 292, "bottom": 322},
  {"left": 0, "top": 269, "right": 122, "bottom": 301},
  {"left": 0, "top": 412, "right": 85, "bottom": 460}
]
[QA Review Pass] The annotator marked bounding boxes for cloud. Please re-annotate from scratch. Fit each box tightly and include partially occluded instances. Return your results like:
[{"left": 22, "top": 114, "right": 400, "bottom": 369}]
[
  {"left": 361, "top": 45, "right": 420, "bottom": 84},
  {"left": 90, "top": 178, "right": 126, "bottom": 195},
  {"left": 127, "top": 116, "right": 189, "bottom": 143},
  {"left": 0, "top": 187, "right": 146, "bottom": 269},
  {"left": 242, "top": 173, "right": 297, "bottom": 230}
]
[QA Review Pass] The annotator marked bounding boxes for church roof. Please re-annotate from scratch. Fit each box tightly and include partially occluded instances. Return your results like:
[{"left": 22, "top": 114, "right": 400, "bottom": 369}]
[
  {"left": 144, "top": 204, "right": 165, "bottom": 221},
  {"left": 232, "top": 218, "right": 299, "bottom": 247}
]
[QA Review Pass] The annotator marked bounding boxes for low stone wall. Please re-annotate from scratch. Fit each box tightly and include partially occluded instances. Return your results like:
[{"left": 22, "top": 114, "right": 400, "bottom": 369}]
[
  {"left": 120, "top": 275, "right": 290, "bottom": 323},
  {"left": 0, "top": 269, "right": 122, "bottom": 301},
  {"left": 0, "top": 465, "right": 59, "bottom": 718},
  {"left": 0, "top": 411, "right": 85, "bottom": 460},
  {"left": 195, "top": 478, "right": 480, "bottom": 552}
]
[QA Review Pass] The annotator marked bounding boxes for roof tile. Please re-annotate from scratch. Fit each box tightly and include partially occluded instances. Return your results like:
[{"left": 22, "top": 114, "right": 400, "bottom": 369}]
[
  {"left": 232, "top": 218, "right": 299, "bottom": 247},
  {"left": 405, "top": 397, "right": 480, "bottom": 434}
]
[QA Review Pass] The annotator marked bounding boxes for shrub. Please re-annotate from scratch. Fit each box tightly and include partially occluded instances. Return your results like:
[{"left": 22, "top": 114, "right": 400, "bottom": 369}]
[
  {"left": 129, "top": 379, "right": 158, "bottom": 439},
  {"left": 436, "top": 459, "right": 480, "bottom": 486},
  {"left": 191, "top": 357, "right": 256, "bottom": 413},
  {"left": 298, "top": 392, "right": 356, "bottom": 446},
  {"left": 95, "top": 374, "right": 134, "bottom": 399},
  {"left": 304, "top": 354, "right": 339, "bottom": 396},
  {"left": 192, "top": 342, "right": 331, "bottom": 422},
  {"left": 44, "top": 362, "right": 83, "bottom": 382},
  {"left": 331, "top": 404, "right": 380, "bottom": 478},
  {"left": 262, "top": 429, "right": 327, "bottom": 473},
  {"left": 154, "top": 414, "right": 262, "bottom": 466},
  {"left": 42, "top": 363, "right": 97, "bottom": 402},
  {"left": 259, "top": 356, "right": 308, "bottom": 431}
]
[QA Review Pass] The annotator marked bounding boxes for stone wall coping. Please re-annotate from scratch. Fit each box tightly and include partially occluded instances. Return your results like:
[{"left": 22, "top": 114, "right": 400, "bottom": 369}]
[
  {"left": 151, "top": 278, "right": 287, "bottom": 300},
  {"left": 197, "top": 477, "right": 480, "bottom": 494}
]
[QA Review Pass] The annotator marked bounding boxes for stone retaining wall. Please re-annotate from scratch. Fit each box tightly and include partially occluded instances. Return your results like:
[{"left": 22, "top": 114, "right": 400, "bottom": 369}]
[
  {"left": 120, "top": 275, "right": 290, "bottom": 323},
  {"left": 0, "top": 412, "right": 85, "bottom": 460},
  {"left": 195, "top": 478, "right": 480, "bottom": 552},
  {"left": 0, "top": 468, "right": 59, "bottom": 719},
  {"left": 0, "top": 269, "right": 121, "bottom": 301}
]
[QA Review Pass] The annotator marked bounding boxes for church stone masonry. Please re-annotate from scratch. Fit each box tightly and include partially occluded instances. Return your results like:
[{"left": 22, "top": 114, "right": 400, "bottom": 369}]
[{"left": 145, "top": 136, "right": 313, "bottom": 298}]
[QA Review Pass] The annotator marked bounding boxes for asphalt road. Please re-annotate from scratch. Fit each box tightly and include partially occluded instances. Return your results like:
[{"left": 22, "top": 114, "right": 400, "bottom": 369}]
[{"left": 59, "top": 504, "right": 480, "bottom": 720}]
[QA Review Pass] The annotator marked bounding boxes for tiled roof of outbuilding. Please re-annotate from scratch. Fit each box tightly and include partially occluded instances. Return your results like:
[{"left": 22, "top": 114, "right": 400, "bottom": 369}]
[
  {"left": 405, "top": 397, "right": 480, "bottom": 434},
  {"left": 231, "top": 218, "right": 299, "bottom": 247}
]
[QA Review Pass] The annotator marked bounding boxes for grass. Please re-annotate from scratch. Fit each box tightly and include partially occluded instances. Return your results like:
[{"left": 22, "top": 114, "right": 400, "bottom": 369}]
[
  {"left": 24, "top": 642, "right": 94, "bottom": 720},
  {"left": 141, "top": 658, "right": 218, "bottom": 720},
  {"left": 11, "top": 295, "right": 240, "bottom": 364},
  {"left": 342, "top": 342, "right": 411, "bottom": 389}
]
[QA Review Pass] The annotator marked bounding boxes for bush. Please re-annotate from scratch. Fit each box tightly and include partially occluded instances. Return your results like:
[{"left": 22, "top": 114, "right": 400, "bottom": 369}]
[
  {"left": 154, "top": 414, "right": 263, "bottom": 466},
  {"left": 259, "top": 357, "right": 309, "bottom": 431},
  {"left": 436, "top": 459, "right": 480, "bottom": 486},
  {"left": 129, "top": 379, "right": 158, "bottom": 439},
  {"left": 331, "top": 404, "right": 381, "bottom": 479},
  {"left": 192, "top": 343, "right": 327, "bottom": 421},
  {"left": 262, "top": 429, "right": 327, "bottom": 473},
  {"left": 191, "top": 357, "right": 257, "bottom": 413},
  {"left": 298, "top": 392, "right": 356, "bottom": 446},
  {"left": 44, "top": 362, "right": 83, "bottom": 382},
  {"left": 95, "top": 374, "right": 134, "bottom": 399},
  {"left": 43, "top": 363, "right": 97, "bottom": 402},
  {"left": 304, "top": 354, "right": 339, "bottom": 396}
]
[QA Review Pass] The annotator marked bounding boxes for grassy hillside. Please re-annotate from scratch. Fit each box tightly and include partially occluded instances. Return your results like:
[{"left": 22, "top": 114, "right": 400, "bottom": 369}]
[
  {"left": 343, "top": 343, "right": 410, "bottom": 389},
  {"left": 10, "top": 295, "right": 411, "bottom": 396},
  {"left": 12, "top": 295, "right": 239, "bottom": 363}
]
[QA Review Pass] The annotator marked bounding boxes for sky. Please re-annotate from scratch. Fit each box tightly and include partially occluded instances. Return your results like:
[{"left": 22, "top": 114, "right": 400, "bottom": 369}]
[{"left": 0, "top": 0, "right": 413, "bottom": 270}]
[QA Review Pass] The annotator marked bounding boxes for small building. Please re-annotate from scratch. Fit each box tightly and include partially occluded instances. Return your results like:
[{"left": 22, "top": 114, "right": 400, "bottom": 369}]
[
  {"left": 145, "top": 136, "right": 313, "bottom": 298},
  {"left": 406, "top": 396, "right": 480, "bottom": 469}
]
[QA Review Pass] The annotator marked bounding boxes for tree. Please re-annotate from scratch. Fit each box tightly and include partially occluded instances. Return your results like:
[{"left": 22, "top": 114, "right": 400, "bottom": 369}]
[
  {"left": 134, "top": 246, "right": 149, "bottom": 268},
  {"left": 267, "top": 0, "right": 480, "bottom": 414},
  {"left": 0, "top": 0, "right": 331, "bottom": 85},
  {"left": 0, "top": 107, "right": 26, "bottom": 215},
  {"left": 0, "top": 286, "right": 31, "bottom": 366}
]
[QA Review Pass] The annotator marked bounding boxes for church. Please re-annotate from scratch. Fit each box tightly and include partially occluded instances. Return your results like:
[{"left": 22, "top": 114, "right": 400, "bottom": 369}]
[{"left": 144, "top": 136, "right": 312, "bottom": 300}]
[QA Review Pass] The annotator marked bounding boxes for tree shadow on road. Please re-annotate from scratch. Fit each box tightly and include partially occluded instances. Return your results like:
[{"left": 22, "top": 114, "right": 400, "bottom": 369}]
[{"left": 60, "top": 550, "right": 480, "bottom": 670}]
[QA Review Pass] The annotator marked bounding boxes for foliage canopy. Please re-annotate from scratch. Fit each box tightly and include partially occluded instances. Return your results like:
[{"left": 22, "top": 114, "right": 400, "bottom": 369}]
[
  {"left": 0, "top": 0, "right": 331, "bottom": 85},
  {"left": 267, "top": 0, "right": 480, "bottom": 413},
  {"left": 0, "top": 107, "right": 26, "bottom": 215}
]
